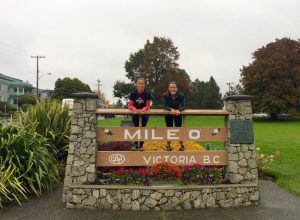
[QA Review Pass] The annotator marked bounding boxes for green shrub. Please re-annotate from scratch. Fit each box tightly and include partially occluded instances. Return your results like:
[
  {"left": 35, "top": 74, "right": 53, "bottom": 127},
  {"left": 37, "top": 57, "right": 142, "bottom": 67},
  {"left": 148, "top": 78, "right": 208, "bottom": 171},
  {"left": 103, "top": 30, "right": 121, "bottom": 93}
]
[
  {"left": 0, "top": 102, "right": 14, "bottom": 112},
  {"left": 0, "top": 159, "right": 27, "bottom": 208},
  {"left": 20, "top": 103, "right": 33, "bottom": 112},
  {"left": 18, "top": 93, "right": 37, "bottom": 107},
  {"left": 0, "top": 122, "right": 59, "bottom": 196},
  {"left": 15, "top": 100, "right": 71, "bottom": 160}
]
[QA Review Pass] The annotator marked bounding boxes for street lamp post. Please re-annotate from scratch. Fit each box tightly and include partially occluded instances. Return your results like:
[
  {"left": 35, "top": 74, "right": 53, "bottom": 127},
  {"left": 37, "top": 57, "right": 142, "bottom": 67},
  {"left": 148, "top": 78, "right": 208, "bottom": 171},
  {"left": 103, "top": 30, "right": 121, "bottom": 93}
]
[{"left": 37, "top": 73, "right": 52, "bottom": 99}]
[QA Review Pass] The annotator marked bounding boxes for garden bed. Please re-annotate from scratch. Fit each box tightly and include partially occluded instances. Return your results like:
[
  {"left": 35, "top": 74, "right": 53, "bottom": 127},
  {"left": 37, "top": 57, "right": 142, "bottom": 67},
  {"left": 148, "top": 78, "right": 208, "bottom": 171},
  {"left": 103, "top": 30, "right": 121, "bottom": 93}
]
[{"left": 97, "top": 163, "right": 224, "bottom": 186}]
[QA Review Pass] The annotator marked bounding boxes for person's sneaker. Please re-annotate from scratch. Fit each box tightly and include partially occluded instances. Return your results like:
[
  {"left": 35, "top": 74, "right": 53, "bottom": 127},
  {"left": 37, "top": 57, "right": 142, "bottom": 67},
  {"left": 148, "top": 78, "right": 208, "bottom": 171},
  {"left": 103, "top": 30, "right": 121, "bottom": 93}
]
[
  {"left": 139, "top": 147, "right": 144, "bottom": 151},
  {"left": 166, "top": 145, "right": 173, "bottom": 151},
  {"left": 179, "top": 144, "right": 185, "bottom": 151}
]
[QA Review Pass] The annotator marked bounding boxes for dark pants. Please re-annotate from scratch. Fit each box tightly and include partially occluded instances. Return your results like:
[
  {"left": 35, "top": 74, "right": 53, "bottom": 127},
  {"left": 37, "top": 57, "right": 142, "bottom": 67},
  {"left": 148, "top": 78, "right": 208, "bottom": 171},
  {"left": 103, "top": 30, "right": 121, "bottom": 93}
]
[
  {"left": 132, "top": 115, "right": 149, "bottom": 127},
  {"left": 165, "top": 115, "right": 182, "bottom": 127},
  {"left": 132, "top": 115, "right": 149, "bottom": 148}
]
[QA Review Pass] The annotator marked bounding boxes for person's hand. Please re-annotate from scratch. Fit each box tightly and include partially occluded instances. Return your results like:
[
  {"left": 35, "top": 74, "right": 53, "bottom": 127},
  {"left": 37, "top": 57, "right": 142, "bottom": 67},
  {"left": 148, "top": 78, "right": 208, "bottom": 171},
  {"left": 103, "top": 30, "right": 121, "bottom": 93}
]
[
  {"left": 141, "top": 107, "right": 147, "bottom": 114},
  {"left": 170, "top": 109, "right": 176, "bottom": 115},
  {"left": 175, "top": 110, "right": 181, "bottom": 115},
  {"left": 131, "top": 107, "right": 138, "bottom": 114}
]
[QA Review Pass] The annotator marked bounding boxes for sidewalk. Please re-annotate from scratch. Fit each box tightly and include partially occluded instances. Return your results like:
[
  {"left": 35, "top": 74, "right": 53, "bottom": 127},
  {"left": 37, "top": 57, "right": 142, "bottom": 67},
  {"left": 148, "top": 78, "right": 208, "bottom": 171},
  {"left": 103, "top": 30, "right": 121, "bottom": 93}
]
[{"left": 1, "top": 180, "right": 300, "bottom": 220}]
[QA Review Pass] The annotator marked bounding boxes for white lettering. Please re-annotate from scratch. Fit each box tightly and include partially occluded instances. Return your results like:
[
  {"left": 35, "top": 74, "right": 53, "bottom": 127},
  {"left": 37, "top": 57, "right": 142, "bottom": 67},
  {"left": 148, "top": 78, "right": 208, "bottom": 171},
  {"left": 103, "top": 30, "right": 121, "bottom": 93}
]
[
  {"left": 178, "top": 155, "right": 186, "bottom": 164},
  {"left": 144, "top": 129, "right": 148, "bottom": 140},
  {"left": 109, "top": 154, "right": 125, "bottom": 165},
  {"left": 189, "top": 156, "right": 196, "bottom": 164},
  {"left": 143, "top": 156, "right": 151, "bottom": 165},
  {"left": 124, "top": 129, "right": 141, "bottom": 140},
  {"left": 152, "top": 129, "right": 163, "bottom": 140},
  {"left": 213, "top": 156, "right": 220, "bottom": 164},
  {"left": 156, "top": 156, "right": 162, "bottom": 163},
  {"left": 203, "top": 156, "right": 210, "bottom": 164},
  {"left": 164, "top": 155, "right": 170, "bottom": 162},
  {"left": 189, "top": 129, "right": 201, "bottom": 140},
  {"left": 170, "top": 156, "right": 177, "bottom": 164},
  {"left": 167, "top": 129, "right": 179, "bottom": 140}
]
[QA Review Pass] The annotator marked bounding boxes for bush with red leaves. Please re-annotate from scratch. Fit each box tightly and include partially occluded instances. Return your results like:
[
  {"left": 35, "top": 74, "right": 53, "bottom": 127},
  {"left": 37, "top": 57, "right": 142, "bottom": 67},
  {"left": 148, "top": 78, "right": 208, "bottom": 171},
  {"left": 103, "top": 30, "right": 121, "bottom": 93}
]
[{"left": 150, "top": 162, "right": 182, "bottom": 180}]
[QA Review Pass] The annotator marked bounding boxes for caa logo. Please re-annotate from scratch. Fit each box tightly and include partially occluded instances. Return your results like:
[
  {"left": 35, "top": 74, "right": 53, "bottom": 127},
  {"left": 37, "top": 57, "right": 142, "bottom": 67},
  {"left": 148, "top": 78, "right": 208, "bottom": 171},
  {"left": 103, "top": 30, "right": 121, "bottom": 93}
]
[{"left": 109, "top": 154, "right": 125, "bottom": 165}]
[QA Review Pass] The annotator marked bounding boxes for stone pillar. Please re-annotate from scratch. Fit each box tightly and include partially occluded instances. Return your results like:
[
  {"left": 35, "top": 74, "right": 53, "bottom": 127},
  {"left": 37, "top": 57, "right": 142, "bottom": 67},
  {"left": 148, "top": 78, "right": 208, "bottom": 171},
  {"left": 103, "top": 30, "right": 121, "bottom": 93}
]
[
  {"left": 63, "top": 92, "right": 98, "bottom": 203},
  {"left": 224, "top": 95, "right": 258, "bottom": 184}
]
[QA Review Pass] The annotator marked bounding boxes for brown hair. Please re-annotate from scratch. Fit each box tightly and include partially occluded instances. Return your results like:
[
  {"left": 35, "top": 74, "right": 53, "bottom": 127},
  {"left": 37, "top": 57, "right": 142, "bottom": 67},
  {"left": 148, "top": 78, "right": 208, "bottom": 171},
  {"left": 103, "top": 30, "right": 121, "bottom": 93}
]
[
  {"left": 164, "top": 81, "right": 178, "bottom": 97},
  {"left": 136, "top": 78, "right": 145, "bottom": 83}
]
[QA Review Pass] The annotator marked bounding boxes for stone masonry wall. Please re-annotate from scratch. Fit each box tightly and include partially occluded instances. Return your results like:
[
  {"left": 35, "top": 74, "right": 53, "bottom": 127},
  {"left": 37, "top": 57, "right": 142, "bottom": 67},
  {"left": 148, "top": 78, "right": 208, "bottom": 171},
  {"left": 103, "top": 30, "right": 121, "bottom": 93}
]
[
  {"left": 224, "top": 95, "right": 258, "bottom": 184},
  {"left": 63, "top": 93, "right": 98, "bottom": 203},
  {"left": 65, "top": 185, "right": 259, "bottom": 210}
]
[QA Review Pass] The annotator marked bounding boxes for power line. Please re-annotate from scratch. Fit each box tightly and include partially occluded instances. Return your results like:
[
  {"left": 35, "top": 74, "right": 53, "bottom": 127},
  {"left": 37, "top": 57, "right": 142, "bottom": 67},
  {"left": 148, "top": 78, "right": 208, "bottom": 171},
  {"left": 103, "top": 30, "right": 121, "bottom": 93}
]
[{"left": 0, "top": 41, "right": 33, "bottom": 54}]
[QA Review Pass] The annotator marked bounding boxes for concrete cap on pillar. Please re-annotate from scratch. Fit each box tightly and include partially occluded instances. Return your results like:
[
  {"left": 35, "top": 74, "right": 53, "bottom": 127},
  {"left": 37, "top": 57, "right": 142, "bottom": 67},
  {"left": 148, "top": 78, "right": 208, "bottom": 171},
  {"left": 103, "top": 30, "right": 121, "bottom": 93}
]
[{"left": 224, "top": 95, "right": 253, "bottom": 101}]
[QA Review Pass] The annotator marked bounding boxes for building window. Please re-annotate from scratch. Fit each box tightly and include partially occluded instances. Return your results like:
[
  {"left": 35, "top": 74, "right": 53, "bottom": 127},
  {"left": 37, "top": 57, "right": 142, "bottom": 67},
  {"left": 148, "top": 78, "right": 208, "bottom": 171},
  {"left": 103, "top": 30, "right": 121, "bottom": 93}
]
[
  {"left": 14, "top": 88, "right": 18, "bottom": 93},
  {"left": 13, "top": 99, "right": 18, "bottom": 104}
]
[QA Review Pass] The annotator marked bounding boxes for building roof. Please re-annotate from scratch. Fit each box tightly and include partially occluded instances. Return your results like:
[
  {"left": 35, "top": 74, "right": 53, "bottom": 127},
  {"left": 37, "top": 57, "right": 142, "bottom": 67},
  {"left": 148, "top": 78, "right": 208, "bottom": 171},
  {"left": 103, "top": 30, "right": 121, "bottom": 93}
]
[{"left": 0, "top": 73, "right": 33, "bottom": 87}]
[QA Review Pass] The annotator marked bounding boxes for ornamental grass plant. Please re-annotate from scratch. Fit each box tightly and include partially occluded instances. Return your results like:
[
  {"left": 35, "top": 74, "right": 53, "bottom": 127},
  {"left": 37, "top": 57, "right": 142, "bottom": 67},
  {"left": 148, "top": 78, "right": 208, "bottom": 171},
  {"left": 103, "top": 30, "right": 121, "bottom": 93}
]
[
  {"left": 0, "top": 122, "right": 59, "bottom": 197},
  {"left": 0, "top": 158, "right": 27, "bottom": 208},
  {"left": 15, "top": 100, "right": 71, "bottom": 160},
  {"left": 0, "top": 100, "right": 70, "bottom": 207}
]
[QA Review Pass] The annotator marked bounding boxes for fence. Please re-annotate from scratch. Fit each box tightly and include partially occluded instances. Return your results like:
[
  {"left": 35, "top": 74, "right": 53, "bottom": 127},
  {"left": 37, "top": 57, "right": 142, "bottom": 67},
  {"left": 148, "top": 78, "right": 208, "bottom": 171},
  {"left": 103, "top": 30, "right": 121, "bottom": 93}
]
[{"left": 96, "top": 109, "right": 229, "bottom": 167}]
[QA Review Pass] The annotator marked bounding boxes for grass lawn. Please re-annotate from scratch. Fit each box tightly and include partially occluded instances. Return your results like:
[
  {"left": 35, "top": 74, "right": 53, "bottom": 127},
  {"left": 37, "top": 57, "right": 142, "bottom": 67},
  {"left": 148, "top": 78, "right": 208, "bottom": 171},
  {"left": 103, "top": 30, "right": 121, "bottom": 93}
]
[
  {"left": 253, "top": 117, "right": 300, "bottom": 196},
  {"left": 98, "top": 116, "right": 300, "bottom": 196}
]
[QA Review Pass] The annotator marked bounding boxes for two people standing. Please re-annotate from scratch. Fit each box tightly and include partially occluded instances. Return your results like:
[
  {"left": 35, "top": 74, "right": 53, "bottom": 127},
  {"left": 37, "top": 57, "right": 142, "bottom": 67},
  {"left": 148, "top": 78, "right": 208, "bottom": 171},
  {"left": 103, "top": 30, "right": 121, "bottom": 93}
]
[{"left": 128, "top": 79, "right": 185, "bottom": 151}]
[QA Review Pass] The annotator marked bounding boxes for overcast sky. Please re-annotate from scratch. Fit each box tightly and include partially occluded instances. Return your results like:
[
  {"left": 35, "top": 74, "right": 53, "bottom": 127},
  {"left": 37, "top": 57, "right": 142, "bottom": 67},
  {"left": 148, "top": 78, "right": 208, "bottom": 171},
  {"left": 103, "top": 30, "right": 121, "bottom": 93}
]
[{"left": 1, "top": 0, "right": 299, "bottom": 102}]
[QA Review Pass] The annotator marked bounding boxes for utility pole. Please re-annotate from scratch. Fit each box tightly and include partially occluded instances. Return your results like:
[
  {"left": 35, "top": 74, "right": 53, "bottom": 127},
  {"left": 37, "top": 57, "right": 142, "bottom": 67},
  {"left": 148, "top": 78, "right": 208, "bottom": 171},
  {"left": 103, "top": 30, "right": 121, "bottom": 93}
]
[
  {"left": 31, "top": 56, "right": 46, "bottom": 99},
  {"left": 226, "top": 82, "right": 233, "bottom": 93},
  {"left": 96, "top": 79, "right": 102, "bottom": 96}
]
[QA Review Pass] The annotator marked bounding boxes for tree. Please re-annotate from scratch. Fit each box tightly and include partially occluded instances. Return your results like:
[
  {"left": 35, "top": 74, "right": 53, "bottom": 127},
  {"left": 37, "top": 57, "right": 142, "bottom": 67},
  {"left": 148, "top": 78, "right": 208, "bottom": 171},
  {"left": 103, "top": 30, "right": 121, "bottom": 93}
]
[
  {"left": 52, "top": 77, "right": 92, "bottom": 100},
  {"left": 190, "top": 79, "right": 206, "bottom": 108},
  {"left": 93, "top": 90, "right": 106, "bottom": 103},
  {"left": 201, "top": 77, "right": 223, "bottom": 109},
  {"left": 120, "top": 36, "right": 180, "bottom": 106},
  {"left": 115, "top": 99, "right": 124, "bottom": 108},
  {"left": 190, "top": 77, "right": 222, "bottom": 109},
  {"left": 224, "top": 82, "right": 244, "bottom": 97},
  {"left": 18, "top": 93, "right": 37, "bottom": 107},
  {"left": 240, "top": 38, "right": 300, "bottom": 119},
  {"left": 155, "top": 69, "right": 192, "bottom": 107},
  {"left": 113, "top": 80, "right": 135, "bottom": 101}
]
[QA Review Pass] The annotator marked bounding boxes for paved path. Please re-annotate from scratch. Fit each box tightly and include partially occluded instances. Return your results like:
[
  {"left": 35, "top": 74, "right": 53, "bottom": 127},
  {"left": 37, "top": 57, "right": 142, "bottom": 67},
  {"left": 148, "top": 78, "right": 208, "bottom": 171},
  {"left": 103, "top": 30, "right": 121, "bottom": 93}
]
[{"left": 1, "top": 180, "right": 300, "bottom": 220}]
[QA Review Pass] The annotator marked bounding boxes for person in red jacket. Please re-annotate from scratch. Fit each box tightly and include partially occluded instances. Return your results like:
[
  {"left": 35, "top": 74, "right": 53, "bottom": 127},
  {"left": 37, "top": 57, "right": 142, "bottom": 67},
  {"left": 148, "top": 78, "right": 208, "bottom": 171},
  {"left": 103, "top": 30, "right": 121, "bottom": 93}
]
[{"left": 128, "top": 78, "right": 152, "bottom": 150}]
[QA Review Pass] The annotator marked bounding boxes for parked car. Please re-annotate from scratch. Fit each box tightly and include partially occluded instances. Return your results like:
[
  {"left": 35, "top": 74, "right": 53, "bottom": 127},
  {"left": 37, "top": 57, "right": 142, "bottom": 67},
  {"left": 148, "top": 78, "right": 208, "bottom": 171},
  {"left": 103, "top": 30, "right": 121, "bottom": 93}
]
[
  {"left": 278, "top": 113, "right": 292, "bottom": 117},
  {"left": 62, "top": 99, "right": 74, "bottom": 110},
  {"left": 253, "top": 113, "right": 268, "bottom": 117}
]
